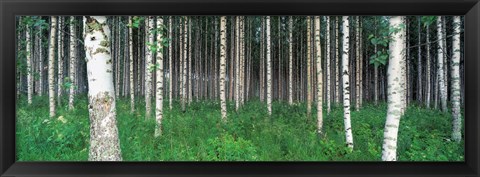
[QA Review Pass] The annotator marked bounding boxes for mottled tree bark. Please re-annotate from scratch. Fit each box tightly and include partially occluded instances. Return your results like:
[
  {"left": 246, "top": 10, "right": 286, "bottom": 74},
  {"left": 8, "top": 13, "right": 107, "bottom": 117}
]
[
  {"left": 314, "top": 16, "right": 323, "bottom": 134},
  {"left": 155, "top": 17, "right": 164, "bottom": 137},
  {"left": 451, "top": 16, "right": 462, "bottom": 142},
  {"left": 48, "top": 16, "right": 57, "bottom": 118},
  {"left": 68, "top": 16, "right": 77, "bottom": 110},
  {"left": 219, "top": 16, "right": 228, "bottom": 121},
  {"left": 342, "top": 16, "right": 353, "bottom": 149},
  {"left": 84, "top": 16, "right": 122, "bottom": 161},
  {"left": 266, "top": 16, "right": 272, "bottom": 115}
]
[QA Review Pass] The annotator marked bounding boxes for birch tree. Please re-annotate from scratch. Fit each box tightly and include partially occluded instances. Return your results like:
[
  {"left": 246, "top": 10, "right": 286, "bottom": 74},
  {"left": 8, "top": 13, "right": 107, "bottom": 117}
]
[
  {"left": 451, "top": 16, "right": 462, "bottom": 143},
  {"left": 436, "top": 16, "right": 447, "bottom": 112},
  {"left": 266, "top": 16, "right": 272, "bottom": 115},
  {"left": 314, "top": 16, "right": 323, "bottom": 134},
  {"left": 326, "top": 16, "right": 331, "bottom": 113},
  {"left": 145, "top": 16, "right": 155, "bottom": 119},
  {"left": 382, "top": 16, "right": 406, "bottom": 161},
  {"left": 342, "top": 16, "right": 353, "bottom": 149},
  {"left": 48, "top": 16, "right": 57, "bottom": 118},
  {"left": 57, "top": 17, "right": 64, "bottom": 106},
  {"left": 129, "top": 16, "right": 135, "bottom": 113},
  {"left": 84, "top": 16, "right": 122, "bottom": 161},
  {"left": 219, "top": 16, "right": 228, "bottom": 121},
  {"left": 306, "top": 16, "right": 312, "bottom": 116},
  {"left": 68, "top": 16, "right": 76, "bottom": 110},
  {"left": 26, "top": 19, "right": 32, "bottom": 104},
  {"left": 168, "top": 17, "right": 173, "bottom": 110},
  {"left": 155, "top": 17, "right": 164, "bottom": 137},
  {"left": 288, "top": 16, "right": 293, "bottom": 105}
]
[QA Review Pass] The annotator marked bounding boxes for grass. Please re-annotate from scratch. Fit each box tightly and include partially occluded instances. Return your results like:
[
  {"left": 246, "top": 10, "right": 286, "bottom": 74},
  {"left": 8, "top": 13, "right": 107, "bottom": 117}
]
[{"left": 16, "top": 95, "right": 464, "bottom": 161}]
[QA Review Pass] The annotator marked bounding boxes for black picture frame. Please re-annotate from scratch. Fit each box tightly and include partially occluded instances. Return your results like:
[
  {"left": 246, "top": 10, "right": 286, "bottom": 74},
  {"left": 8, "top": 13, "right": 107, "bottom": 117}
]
[{"left": 1, "top": 0, "right": 479, "bottom": 176}]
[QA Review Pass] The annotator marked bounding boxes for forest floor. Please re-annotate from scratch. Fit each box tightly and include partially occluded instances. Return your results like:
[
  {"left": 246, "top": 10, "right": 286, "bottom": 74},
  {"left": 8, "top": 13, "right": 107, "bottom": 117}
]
[{"left": 16, "top": 95, "right": 464, "bottom": 161}]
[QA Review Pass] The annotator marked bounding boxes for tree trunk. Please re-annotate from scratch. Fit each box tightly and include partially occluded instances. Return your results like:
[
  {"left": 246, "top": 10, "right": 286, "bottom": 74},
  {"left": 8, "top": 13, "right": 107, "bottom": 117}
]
[
  {"left": 145, "top": 16, "right": 155, "bottom": 119},
  {"left": 26, "top": 20, "right": 33, "bottom": 104},
  {"left": 219, "top": 16, "right": 228, "bottom": 121},
  {"left": 84, "top": 16, "right": 122, "bottom": 161},
  {"left": 48, "top": 16, "right": 57, "bottom": 118},
  {"left": 314, "top": 16, "right": 323, "bottom": 134},
  {"left": 128, "top": 17, "right": 135, "bottom": 113},
  {"left": 451, "top": 16, "right": 462, "bottom": 142},
  {"left": 326, "top": 16, "right": 331, "bottom": 113},
  {"left": 57, "top": 17, "right": 64, "bottom": 106},
  {"left": 417, "top": 17, "right": 422, "bottom": 103},
  {"left": 426, "top": 24, "right": 431, "bottom": 108},
  {"left": 169, "top": 17, "right": 173, "bottom": 110},
  {"left": 342, "top": 16, "right": 353, "bottom": 149},
  {"left": 382, "top": 16, "right": 406, "bottom": 161},
  {"left": 335, "top": 17, "right": 340, "bottom": 104},
  {"left": 266, "top": 16, "right": 272, "bottom": 115},
  {"left": 182, "top": 16, "right": 188, "bottom": 111},
  {"left": 288, "top": 16, "right": 294, "bottom": 105},
  {"left": 355, "top": 16, "right": 360, "bottom": 111},
  {"left": 155, "top": 17, "right": 164, "bottom": 137},
  {"left": 437, "top": 16, "right": 447, "bottom": 112},
  {"left": 235, "top": 16, "right": 240, "bottom": 111},
  {"left": 68, "top": 16, "right": 76, "bottom": 110},
  {"left": 307, "top": 16, "right": 312, "bottom": 116}
]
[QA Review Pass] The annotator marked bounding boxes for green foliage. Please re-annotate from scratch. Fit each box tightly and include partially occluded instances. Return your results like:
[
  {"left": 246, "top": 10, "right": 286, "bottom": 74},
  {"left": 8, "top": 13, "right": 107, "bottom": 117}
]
[
  {"left": 130, "top": 16, "right": 145, "bottom": 28},
  {"left": 16, "top": 96, "right": 464, "bottom": 161},
  {"left": 421, "top": 16, "right": 437, "bottom": 28}
]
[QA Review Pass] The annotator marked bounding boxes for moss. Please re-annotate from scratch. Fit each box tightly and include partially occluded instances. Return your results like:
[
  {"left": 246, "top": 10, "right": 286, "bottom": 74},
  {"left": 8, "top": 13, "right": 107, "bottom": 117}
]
[
  {"left": 100, "top": 40, "right": 110, "bottom": 47},
  {"left": 93, "top": 47, "right": 110, "bottom": 55}
]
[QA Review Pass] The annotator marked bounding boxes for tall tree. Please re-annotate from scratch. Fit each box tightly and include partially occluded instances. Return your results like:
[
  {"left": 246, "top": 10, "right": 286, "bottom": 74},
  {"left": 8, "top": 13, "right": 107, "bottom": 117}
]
[
  {"left": 437, "top": 16, "right": 447, "bottom": 112},
  {"left": 68, "top": 16, "right": 76, "bottom": 110},
  {"left": 314, "top": 16, "right": 323, "bottom": 134},
  {"left": 235, "top": 16, "right": 240, "bottom": 111},
  {"left": 306, "top": 16, "right": 312, "bottom": 116},
  {"left": 266, "top": 16, "right": 272, "bottom": 115},
  {"left": 84, "top": 16, "right": 122, "bottom": 161},
  {"left": 382, "top": 16, "right": 406, "bottom": 161},
  {"left": 26, "top": 18, "right": 33, "bottom": 104},
  {"left": 48, "top": 16, "right": 57, "bottom": 118},
  {"left": 355, "top": 17, "right": 360, "bottom": 111},
  {"left": 288, "top": 16, "right": 293, "bottom": 105},
  {"left": 342, "top": 16, "right": 353, "bottom": 149},
  {"left": 145, "top": 16, "right": 155, "bottom": 119},
  {"left": 57, "top": 17, "right": 64, "bottom": 106},
  {"left": 182, "top": 16, "right": 188, "bottom": 111},
  {"left": 335, "top": 17, "right": 340, "bottom": 104},
  {"left": 168, "top": 17, "right": 173, "bottom": 110},
  {"left": 426, "top": 22, "right": 431, "bottom": 108},
  {"left": 219, "top": 16, "right": 228, "bottom": 121},
  {"left": 451, "top": 16, "right": 462, "bottom": 143},
  {"left": 155, "top": 17, "right": 164, "bottom": 137},
  {"left": 129, "top": 16, "right": 135, "bottom": 113},
  {"left": 417, "top": 17, "right": 422, "bottom": 103},
  {"left": 326, "top": 16, "right": 331, "bottom": 113}
]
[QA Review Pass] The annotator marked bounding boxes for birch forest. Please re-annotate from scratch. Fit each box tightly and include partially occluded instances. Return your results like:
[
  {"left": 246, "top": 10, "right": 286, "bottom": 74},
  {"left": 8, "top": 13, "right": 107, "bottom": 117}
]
[{"left": 16, "top": 16, "right": 464, "bottom": 161}]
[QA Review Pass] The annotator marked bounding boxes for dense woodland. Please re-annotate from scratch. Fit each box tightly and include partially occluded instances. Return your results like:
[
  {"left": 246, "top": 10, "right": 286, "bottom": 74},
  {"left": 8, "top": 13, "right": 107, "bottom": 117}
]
[{"left": 16, "top": 16, "right": 464, "bottom": 161}]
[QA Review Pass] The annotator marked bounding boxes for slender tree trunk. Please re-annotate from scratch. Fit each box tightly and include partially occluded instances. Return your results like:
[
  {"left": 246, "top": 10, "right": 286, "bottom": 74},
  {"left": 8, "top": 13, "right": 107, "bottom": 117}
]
[
  {"left": 188, "top": 18, "right": 193, "bottom": 104},
  {"left": 182, "top": 16, "right": 188, "bottom": 111},
  {"left": 48, "top": 16, "right": 57, "bottom": 118},
  {"left": 57, "top": 17, "right": 64, "bottom": 106},
  {"left": 145, "top": 16, "right": 155, "bottom": 119},
  {"left": 155, "top": 17, "right": 164, "bottom": 137},
  {"left": 417, "top": 17, "right": 422, "bottom": 103},
  {"left": 219, "top": 16, "right": 228, "bottom": 121},
  {"left": 437, "top": 16, "right": 447, "bottom": 112},
  {"left": 451, "top": 16, "right": 462, "bottom": 142},
  {"left": 382, "top": 16, "right": 406, "bottom": 161},
  {"left": 229, "top": 17, "right": 235, "bottom": 101},
  {"left": 326, "top": 16, "right": 331, "bottom": 113},
  {"left": 84, "top": 16, "right": 122, "bottom": 161},
  {"left": 426, "top": 24, "right": 431, "bottom": 108},
  {"left": 342, "top": 16, "right": 353, "bottom": 149},
  {"left": 307, "top": 16, "right": 312, "bottom": 116},
  {"left": 26, "top": 21, "right": 33, "bottom": 104},
  {"left": 128, "top": 17, "right": 135, "bottom": 113},
  {"left": 359, "top": 18, "right": 363, "bottom": 108},
  {"left": 68, "top": 16, "right": 76, "bottom": 110},
  {"left": 314, "top": 16, "right": 323, "bottom": 134},
  {"left": 335, "top": 17, "right": 340, "bottom": 104},
  {"left": 169, "top": 17, "right": 173, "bottom": 110},
  {"left": 235, "top": 16, "right": 240, "bottom": 111},
  {"left": 374, "top": 18, "right": 379, "bottom": 105},
  {"left": 288, "top": 16, "right": 294, "bottom": 105},
  {"left": 355, "top": 16, "right": 360, "bottom": 111},
  {"left": 266, "top": 16, "right": 272, "bottom": 115}
]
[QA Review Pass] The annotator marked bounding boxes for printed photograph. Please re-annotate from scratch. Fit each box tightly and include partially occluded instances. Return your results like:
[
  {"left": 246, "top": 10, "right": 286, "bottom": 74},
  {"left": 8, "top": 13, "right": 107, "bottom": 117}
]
[{"left": 15, "top": 16, "right": 464, "bottom": 161}]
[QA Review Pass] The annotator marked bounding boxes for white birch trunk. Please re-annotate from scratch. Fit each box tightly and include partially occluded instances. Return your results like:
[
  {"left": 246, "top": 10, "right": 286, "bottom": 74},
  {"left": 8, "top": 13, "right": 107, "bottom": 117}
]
[
  {"left": 314, "top": 16, "right": 323, "bottom": 134},
  {"left": 355, "top": 17, "right": 360, "bottom": 111},
  {"left": 182, "top": 16, "right": 188, "bottom": 111},
  {"left": 426, "top": 24, "right": 431, "bottom": 108},
  {"left": 382, "top": 16, "right": 406, "bottom": 161},
  {"left": 342, "top": 16, "right": 353, "bottom": 149},
  {"left": 235, "top": 16, "right": 240, "bottom": 111},
  {"left": 129, "top": 17, "right": 135, "bottom": 113},
  {"left": 266, "top": 16, "right": 272, "bottom": 115},
  {"left": 68, "top": 16, "right": 76, "bottom": 110},
  {"left": 307, "top": 16, "right": 312, "bottom": 116},
  {"left": 335, "top": 17, "right": 340, "bottom": 104},
  {"left": 155, "top": 17, "right": 164, "bottom": 137},
  {"left": 84, "top": 16, "right": 122, "bottom": 161},
  {"left": 168, "top": 17, "right": 173, "bottom": 110},
  {"left": 219, "top": 16, "right": 228, "bottom": 121},
  {"left": 288, "top": 16, "right": 293, "bottom": 105},
  {"left": 145, "top": 16, "right": 154, "bottom": 119},
  {"left": 437, "top": 16, "right": 447, "bottom": 112},
  {"left": 326, "top": 16, "right": 331, "bottom": 113},
  {"left": 26, "top": 22, "right": 33, "bottom": 104},
  {"left": 48, "top": 17, "right": 57, "bottom": 117},
  {"left": 451, "top": 16, "right": 462, "bottom": 142},
  {"left": 57, "top": 17, "right": 64, "bottom": 105}
]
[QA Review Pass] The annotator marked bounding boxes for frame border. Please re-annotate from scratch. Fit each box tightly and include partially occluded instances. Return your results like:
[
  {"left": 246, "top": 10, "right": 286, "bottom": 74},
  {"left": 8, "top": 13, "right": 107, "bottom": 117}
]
[{"left": 1, "top": 0, "right": 479, "bottom": 176}]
